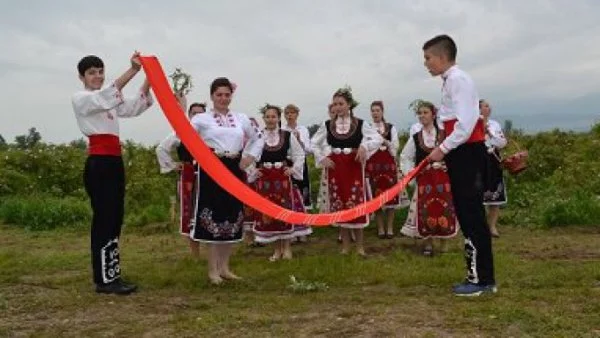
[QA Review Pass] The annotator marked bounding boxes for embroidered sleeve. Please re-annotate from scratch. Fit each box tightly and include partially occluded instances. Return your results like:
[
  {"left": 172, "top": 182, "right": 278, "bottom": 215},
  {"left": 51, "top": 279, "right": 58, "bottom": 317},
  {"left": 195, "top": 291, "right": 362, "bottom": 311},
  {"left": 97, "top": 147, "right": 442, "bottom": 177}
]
[
  {"left": 288, "top": 133, "right": 305, "bottom": 180},
  {"left": 71, "top": 83, "right": 124, "bottom": 116},
  {"left": 298, "top": 126, "right": 313, "bottom": 154},
  {"left": 240, "top": 113, "right": 264, "bottom": 160},
  {"left": 360, "top": 121, "right": 384, "bottom": 160},
  {"left": 389, "top": 125, "right": 400, "bottom": 158},
  {"left": 487, "top": 120, "right": 507, "bottom": 149},
  {"left": 155, "top": 133, "right": 180, "bottom": 174},
  {"left": 399, "top": 136, "right": 416, "bottom": 175},
  {"left": 115, "top": 90, "right": 154, "bottom": 118},
  {"left": 245, "top": 162, "right": 260, "bottom": 183},
  {"left": 310, "top": 122, "right": 330, "bottom": 168}
]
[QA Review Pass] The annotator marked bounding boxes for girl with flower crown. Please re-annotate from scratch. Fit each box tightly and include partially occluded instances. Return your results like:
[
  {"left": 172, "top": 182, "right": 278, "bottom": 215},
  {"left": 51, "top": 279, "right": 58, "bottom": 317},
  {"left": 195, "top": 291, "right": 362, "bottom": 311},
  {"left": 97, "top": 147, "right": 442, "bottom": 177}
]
[
  {"left": 245, "top": 104, "right": 307, "bottom": 261},
  {"left": 311, "top": 87, "right": 383, "bottom": 256},
  {"left": 400, "top": 100, "right": 458, "bottom": 256}
]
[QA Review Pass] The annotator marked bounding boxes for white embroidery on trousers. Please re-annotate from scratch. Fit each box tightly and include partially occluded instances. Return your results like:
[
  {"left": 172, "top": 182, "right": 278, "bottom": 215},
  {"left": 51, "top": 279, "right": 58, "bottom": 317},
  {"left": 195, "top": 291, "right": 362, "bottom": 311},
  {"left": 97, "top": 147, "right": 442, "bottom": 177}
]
[
  {"left": 464, "top": 238, "right": 479, "bottom": 284},
  {"left": 101, "top": 237, "right": 120, "bottom": 283}
]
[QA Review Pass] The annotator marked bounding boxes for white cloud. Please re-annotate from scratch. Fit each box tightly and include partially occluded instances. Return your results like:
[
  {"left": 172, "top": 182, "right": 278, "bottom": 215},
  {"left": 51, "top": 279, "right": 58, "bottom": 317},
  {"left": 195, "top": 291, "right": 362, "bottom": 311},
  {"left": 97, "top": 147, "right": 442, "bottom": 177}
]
[{"left": 1, "top": 0, "right": 599, "bottom": 145}]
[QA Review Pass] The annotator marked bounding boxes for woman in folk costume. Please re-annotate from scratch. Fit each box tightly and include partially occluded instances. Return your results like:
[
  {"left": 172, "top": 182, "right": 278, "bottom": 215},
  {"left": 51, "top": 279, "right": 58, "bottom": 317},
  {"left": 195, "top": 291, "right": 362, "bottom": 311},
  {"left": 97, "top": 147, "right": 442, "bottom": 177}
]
[
  {"left": 365, "top": 100, "right": 409, "bottom": 239},
  {"left": 282, "top": 104, "right": 313, "bottom": 242},
  {"left": 311, "top": 87, "right": 383, "bottom": 256},
  {"left": 246, "top": 104, "right": 307, "bottom": 261},
  {"left": 480, "top": 99, "right": 507, "bottom": 238},
  {"left": 317, "top": 103, "right": 356, "bottom": 243},
  {"left": 190, "top": 77, "right": 264, "bottom": 285},
  {"left": 400, "top": 100, "right": 458, "bottom": 256},
  {"left": 156, "top": 95, "right": 206, "bottom": 257}
]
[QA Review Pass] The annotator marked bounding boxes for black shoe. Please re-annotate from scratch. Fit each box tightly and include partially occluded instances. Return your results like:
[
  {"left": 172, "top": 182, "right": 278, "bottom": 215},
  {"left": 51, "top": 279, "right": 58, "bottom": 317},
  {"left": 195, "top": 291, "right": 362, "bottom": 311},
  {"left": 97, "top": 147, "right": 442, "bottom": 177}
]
[{"left": 95, "top": 280, "right": 138, "bottom": 295}]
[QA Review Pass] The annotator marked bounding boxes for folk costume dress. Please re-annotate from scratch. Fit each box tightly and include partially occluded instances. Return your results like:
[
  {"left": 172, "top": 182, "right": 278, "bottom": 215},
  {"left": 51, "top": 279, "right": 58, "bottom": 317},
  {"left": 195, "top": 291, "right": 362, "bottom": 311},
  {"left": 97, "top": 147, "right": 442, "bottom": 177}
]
[
  {"left": 156, "top": 133, "right": 197, "bottom": 236},
  {"left": 365, "top": 122, "right": 409, "bottom": 209},
  {"left": 399, "top": 127, "right": 458, "bottom": 239},
  {"left": 483, "top": 119, "right": 508, "bottom": 205},
  {"left": 311, "top": 116, "right": 383, "bottom": 228},
  {"left": 246, "top": 128, "right": 309, "bottom": 243},
  {"left": 71, "top": 82, "right": 153, "bottom": 285},
  {"left": 189, "top": 109, "right": 264, "bottom": 244}
]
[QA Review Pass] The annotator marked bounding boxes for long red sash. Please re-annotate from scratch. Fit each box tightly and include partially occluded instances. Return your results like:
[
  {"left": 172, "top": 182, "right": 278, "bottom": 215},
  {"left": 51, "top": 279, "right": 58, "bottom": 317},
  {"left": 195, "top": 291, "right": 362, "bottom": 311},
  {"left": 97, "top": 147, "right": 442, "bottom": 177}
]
[
  {"left": 139, "top": 55, "right": 426, "bottom": 226},
  {"left": 88, "top": 134, "right": 121, "bottom": 156}
]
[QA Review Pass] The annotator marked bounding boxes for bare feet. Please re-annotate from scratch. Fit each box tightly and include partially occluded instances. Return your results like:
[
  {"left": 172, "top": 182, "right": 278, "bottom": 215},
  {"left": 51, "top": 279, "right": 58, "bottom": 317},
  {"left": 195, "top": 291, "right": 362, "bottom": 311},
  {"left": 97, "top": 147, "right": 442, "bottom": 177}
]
[
  {"left": 220, "top": 270, "right": 242, "bottom": 280},
  {"left": 357, "top": 248, "right": 367, "bottom": 257},
  {"left": 209, "top": 273, "right": 224, "bottom": 285},
  {"left": 490, "top": 227, "right": 500, "bottom": 238}
]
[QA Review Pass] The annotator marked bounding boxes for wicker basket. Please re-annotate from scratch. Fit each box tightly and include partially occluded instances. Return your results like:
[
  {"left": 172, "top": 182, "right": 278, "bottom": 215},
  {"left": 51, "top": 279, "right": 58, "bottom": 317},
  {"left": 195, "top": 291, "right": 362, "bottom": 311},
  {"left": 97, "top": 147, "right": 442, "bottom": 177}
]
[{"left": 498, "top": 139, "right": 528, "bottom": 175}]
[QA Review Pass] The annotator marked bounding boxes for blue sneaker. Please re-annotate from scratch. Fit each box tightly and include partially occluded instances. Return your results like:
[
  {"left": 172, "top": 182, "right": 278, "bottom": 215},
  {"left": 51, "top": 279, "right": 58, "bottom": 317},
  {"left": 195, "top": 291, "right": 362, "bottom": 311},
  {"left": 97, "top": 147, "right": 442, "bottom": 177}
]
[{"left": 453, "top": 282, "right": 497, "bottom": 296}]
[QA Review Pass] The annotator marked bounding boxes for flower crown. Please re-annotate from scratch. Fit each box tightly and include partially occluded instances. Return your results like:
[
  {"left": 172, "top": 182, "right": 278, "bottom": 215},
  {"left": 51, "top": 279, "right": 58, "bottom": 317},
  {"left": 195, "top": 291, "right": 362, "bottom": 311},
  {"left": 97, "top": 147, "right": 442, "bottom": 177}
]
[
  {"left": 408, "top": 99, "right": 436, "bottom": 114},
  {"left": 334, "top": 85, "right": 359, "bottom": 110},
  {"left": 169, "top": 68, "right": 193, "bottom": 96},
  {"left": 259, "top": 103, "right": 281, "bottom": 116}
]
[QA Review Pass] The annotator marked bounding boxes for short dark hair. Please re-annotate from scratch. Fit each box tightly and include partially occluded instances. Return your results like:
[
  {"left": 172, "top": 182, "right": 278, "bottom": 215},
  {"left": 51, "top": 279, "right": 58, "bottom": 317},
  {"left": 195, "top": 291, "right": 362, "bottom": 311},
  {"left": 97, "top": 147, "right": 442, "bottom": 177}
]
[
  {"left": 422, "top": 35, "right": 457, "bottom": 62},
  {"left": 188, "top": 102, "right": 206, "bottom": 115},
  {"left": 189, "top": 102, "right": 206, "bottom": 113},
  {"left": 210, "top": 77, "right": 233, "bottom": 95},
  {"left": 77, "top": 55, "right": 104, "bottom": 76}
]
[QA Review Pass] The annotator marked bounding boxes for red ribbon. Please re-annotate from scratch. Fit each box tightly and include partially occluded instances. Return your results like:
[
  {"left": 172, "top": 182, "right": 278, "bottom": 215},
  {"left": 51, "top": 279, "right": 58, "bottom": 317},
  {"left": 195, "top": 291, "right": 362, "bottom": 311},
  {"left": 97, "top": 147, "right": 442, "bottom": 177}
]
[{"left": 139, "top": 55, "right": 426, "bottom": 225}]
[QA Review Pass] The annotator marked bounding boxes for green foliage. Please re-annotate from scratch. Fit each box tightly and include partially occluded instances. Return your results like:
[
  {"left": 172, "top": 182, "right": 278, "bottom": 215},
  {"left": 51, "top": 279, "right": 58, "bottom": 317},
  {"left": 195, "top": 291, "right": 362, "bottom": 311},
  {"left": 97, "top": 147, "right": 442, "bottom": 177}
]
[
  {"left": 0, "top": 121, "right": 599, "bottom": 229},
  {"left": 0, "top": 195, "right": 90, "bottom": 230}
]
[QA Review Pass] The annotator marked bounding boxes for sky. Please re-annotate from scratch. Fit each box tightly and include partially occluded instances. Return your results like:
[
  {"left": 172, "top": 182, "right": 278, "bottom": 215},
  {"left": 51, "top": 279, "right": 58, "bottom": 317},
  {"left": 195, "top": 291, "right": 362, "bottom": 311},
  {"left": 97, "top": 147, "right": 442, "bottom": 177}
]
[{"left": 1, "top": 0, "right": 599, "bottom": 145}]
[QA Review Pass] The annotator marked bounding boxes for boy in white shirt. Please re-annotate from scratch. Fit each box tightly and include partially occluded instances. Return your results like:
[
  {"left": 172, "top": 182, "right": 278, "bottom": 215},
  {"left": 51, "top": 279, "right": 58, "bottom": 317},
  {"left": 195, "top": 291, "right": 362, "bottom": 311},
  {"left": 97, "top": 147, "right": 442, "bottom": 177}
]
[
  {"left": 71, "top": 52, "right": 153, "bottom": 295},
  {"left": 423, "top": 35, "right": 496, "bottom": 296}
]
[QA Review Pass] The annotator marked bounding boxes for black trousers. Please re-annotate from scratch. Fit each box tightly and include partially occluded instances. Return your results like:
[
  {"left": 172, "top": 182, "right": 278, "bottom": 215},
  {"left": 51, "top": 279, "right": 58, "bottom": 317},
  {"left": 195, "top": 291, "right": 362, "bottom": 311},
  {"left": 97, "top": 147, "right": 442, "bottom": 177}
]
[
  {"left": 83, "top": 155, "right": 125, "bottom": 285},
  {"left": 444, "top": 142, "right": 495, "bottom": 285}
]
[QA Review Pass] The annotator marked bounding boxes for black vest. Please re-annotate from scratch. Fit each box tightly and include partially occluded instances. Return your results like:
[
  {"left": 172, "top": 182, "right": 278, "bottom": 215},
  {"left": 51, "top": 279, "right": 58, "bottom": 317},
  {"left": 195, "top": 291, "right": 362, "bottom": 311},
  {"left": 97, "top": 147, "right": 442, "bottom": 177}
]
[
  {"left": 176, "top": 142, "right": 193, "bottom": 163},
  {"left": 260, "top": 130, "right": 291, "bottom": 164},
  {"left": 413, "top": 128, "right": 445, "bottom": 165},
  {"left": 325, "top": 117, "right": 363, "bottom": 148}
]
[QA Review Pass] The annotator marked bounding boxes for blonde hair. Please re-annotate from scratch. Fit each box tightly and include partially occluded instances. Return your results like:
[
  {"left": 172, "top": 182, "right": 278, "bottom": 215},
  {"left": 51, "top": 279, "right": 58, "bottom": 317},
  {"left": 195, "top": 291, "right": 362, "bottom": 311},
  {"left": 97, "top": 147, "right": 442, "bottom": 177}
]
[{"left": 284, "top": 104, "right": 300, "bottom": 114}]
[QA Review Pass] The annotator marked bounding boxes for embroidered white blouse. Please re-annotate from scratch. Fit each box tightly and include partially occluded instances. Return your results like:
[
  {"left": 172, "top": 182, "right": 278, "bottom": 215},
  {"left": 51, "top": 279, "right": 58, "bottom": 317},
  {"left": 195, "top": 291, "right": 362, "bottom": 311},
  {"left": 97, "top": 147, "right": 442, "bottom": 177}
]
[
  {"left": 190, "top": 109, "right": 264, "bottom": 160},
  {"left": 282, "top": 124, "right": 312, "bottom": 154},
  {"left": 71, "top": 82, "right": 153, "bottom": 137},
  {"left": 371, "top": 121, "right": 400, "bottom": 157},
  {"left": 399, "top": 126, "right": 440, "bottom": 174},
  {"left": 485, "top": 119, "right": 507, "bottom": 149}
]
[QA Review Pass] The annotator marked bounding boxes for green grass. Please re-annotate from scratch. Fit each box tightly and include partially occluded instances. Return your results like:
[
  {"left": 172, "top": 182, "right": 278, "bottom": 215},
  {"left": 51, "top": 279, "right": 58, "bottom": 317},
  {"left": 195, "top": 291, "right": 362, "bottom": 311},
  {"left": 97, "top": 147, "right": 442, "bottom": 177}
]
[{"left": 1, "top": 224, "right": 599, "bottom": 337}]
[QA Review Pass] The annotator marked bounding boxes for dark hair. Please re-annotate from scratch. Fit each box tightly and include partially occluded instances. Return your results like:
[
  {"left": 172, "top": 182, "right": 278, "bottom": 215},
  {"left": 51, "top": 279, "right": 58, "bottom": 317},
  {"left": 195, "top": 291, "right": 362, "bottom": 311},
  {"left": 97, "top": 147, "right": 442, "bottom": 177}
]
[
  {"left": 417, "top": 101, "right": 437, "bottom": 117},
  {"left": 422, "top": 34, "right": 457, "bottom": 62},
  {"left": 260, "top": 104, "right": 282, "bottom": 128},
  {"left": 210, "top": 77, "right": 233, "bottom": 95},
  {"left": 77, "top": 55, "right": 104, "bottom": 76},
  {"left": 188, "top": 102, "right": 206, "bottom": 114},
  {"left": 371, "top": 100, "right": 386, "bottom": 122},
  {"left": 332, "top": 86, "right": 358, "bottom": 111}
]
